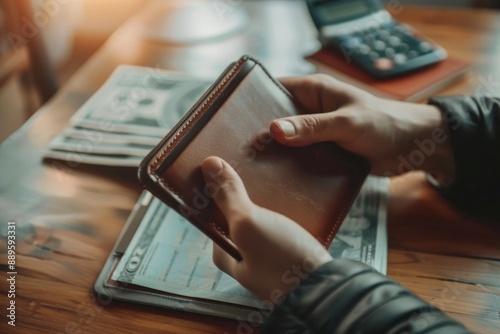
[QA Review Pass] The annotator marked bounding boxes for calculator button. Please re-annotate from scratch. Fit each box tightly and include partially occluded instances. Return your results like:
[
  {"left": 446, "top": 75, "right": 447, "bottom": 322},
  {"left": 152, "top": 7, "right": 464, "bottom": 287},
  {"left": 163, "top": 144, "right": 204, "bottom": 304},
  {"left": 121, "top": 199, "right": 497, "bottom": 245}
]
[
  {"left": 365, "top": 34, "right": 375, "bottom": 43},
  {"left": 374, "top": 57, "right": 394, "bottom": 71},
  {"left": 385, "top": 48, "right": 395, "bottom": 57},
  {"left": 408, "top": 50, "right": 419, "bottom": 59},
  {"left": 359, "top": 44, "right": 370, "bottom": 54},
  {"left": 394, "top": 53, "right": 407, "bottom": 64},
  {"left": 374, "top": 40, "right": 386, "bottom": 51},
  {"left": 389, "top": 36, "right": 401, "bottom": 47},
  {"left": 419, "top": 42, "right": 431, "bottom": 52}
]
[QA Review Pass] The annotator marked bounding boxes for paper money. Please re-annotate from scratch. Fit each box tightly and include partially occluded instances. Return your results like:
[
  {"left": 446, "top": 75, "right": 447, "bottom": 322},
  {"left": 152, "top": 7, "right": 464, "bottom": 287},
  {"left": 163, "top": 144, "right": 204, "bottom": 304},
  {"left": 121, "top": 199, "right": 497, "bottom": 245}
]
[
  {"left": 328, "top": 176, "right": 388, "bottom": 274},
  {"left": 70, "top": 66, "right": 210, "bottom": 136},
  {"left": 44, "top": 65, "right": 210, "bottom": 166},
  {"left": 43, "top": 150, "right": 143, "bottom": 167},
  {"left": 112, "top": 197, "right": 258, "bottom": 307},
  {"left": 112, "top": 176, "right": 389, "bottom": 307},
  {"left": 60, "top": 128, "right": 161, "bottom": 146},
  {"left": 48, "top": 134, "right": 152, "bottom": 157}
]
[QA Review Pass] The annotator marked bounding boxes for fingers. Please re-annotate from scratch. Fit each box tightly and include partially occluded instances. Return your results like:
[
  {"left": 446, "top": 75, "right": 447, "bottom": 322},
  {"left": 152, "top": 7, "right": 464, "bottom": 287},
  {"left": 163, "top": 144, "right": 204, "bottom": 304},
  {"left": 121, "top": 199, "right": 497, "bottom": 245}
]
[
  {"left": 279, "top": 74, "right": 352, "bottom": 113},
  {"left": 276, "top": 74, "right": 366, "bottom": 147},
  {"left": 201, "top": 156, "right": 254, "bottom": 230},
  {"left": 270, "top": 110, "right": 359, "bottom": 147}
]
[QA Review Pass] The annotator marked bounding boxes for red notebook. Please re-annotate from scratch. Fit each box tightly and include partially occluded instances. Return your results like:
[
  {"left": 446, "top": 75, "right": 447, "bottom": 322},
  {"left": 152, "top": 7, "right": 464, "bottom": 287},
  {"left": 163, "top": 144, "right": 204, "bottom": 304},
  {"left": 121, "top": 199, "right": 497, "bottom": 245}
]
[{"left": 307, "top": 48, "right": 470, "bottom": 102}]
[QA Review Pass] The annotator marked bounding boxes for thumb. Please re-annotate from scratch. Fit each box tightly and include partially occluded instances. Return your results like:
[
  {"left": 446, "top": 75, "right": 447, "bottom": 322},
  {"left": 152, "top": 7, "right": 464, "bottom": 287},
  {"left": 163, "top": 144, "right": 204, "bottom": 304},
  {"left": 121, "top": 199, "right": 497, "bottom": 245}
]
[
  {"left": 270, "top": 111, "right": 357, "bottom": 147},
  {"left": 201, "top": 156, "right": 253, "bottom": 226}
]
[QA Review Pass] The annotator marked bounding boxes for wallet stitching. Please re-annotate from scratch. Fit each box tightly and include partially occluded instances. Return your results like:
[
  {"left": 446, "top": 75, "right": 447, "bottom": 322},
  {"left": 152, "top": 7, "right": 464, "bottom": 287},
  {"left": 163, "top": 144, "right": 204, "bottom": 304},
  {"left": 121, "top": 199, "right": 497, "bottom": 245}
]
[
  {"left": 157, "top": 177, "right": 185, "bottom": 200},
  {"left": 326, "top": 205, "right": 348, "bottom": 245},
  {"left": 210, "top": 221, "right": 227, "bottom": 237},
  {"left": 148, "top": 57, "right": 249, "bottom": 240},
  {"left": 149, "top": 56, "right": 247, "bottom": 173}
]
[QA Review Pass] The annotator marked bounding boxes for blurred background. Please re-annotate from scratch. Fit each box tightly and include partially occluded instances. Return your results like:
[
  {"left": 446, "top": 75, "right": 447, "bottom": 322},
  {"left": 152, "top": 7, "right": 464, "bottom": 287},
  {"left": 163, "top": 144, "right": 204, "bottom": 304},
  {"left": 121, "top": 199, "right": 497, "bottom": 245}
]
[{"left": 0, "top": 0, "right": 498, "bottom": 143}]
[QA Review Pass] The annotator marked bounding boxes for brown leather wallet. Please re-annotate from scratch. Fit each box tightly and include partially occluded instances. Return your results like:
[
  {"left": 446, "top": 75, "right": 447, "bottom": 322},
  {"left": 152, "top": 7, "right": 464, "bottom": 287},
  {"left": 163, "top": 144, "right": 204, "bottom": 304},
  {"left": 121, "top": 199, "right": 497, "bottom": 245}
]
[{"left": 138, "top": 55, "right": 370, "bottom": 260}]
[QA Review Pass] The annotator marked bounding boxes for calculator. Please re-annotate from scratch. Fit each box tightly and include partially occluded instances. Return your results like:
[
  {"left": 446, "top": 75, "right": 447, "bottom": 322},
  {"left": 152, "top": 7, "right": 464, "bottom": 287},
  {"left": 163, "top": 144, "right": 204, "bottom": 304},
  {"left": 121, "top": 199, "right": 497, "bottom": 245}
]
[{"left": 306, "top": 0, "right": 447, "bottom": 78}]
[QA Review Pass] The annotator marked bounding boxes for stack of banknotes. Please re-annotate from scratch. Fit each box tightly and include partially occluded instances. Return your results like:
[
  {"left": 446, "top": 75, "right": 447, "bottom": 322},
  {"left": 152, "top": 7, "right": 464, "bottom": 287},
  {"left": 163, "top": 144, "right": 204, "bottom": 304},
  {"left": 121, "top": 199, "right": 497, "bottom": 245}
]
[{"left": 45, "top": 65, "right": 211, "bottom": 166}]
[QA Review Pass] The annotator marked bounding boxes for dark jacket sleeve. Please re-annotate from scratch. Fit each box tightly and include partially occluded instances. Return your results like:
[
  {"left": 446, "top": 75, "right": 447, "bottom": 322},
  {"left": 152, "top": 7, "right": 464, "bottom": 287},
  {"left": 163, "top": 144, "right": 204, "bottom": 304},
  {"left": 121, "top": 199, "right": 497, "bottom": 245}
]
[
  {"left": 428, "top": 96, "right": 500, "bottom": 222},
  {"left": 262, "top": 259, "right": 471, "bottom": 334}
]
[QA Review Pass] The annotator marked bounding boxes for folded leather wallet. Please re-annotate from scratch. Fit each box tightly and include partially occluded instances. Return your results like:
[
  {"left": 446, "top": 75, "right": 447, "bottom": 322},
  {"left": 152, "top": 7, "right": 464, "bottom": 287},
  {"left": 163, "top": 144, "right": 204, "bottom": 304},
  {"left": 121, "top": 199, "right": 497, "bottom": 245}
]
[{"left": 138, "top": 55, "right": 370, "bottom": 260}]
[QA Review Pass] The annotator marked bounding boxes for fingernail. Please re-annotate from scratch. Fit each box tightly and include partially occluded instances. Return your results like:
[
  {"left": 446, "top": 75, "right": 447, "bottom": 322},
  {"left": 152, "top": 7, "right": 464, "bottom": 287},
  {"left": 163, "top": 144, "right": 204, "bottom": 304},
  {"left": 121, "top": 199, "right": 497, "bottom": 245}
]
[
  {"left": 209, "top": 158, "right": 224, "bottom": 176},
  {"left": 274, "top": 120, "right": 295, "bottom": 137},
  {"left": 202, "top": 157, "right": 224, "bottom": 179}
]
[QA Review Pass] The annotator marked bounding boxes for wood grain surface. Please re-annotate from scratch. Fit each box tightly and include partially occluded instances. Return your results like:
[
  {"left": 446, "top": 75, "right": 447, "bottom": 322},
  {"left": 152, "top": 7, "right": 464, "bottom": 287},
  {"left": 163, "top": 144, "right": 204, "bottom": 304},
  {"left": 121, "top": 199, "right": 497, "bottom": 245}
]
[{"left": 1, "top": 1, "right": 499, "bottom": 333}]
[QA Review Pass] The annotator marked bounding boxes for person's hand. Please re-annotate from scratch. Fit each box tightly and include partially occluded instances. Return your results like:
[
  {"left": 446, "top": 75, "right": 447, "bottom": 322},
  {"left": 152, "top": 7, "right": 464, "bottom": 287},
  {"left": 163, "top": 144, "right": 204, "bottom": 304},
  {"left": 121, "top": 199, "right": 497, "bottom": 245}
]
[
  {"left": 271, "top": 74, "right": 455, "bottom": 184},
  {"left": 201, "top": 156, "right": 332, "bottom": 302}
]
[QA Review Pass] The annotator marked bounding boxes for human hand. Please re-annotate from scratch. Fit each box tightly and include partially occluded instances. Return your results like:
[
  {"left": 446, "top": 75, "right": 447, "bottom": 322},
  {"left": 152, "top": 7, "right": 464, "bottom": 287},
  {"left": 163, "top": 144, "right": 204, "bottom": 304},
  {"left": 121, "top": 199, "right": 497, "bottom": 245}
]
[
  {"left": 201, "top": 156, "right": 332, "bottom": 301},
  {"left": 271, "top": 74, "right": 455, "bottom": 184}
]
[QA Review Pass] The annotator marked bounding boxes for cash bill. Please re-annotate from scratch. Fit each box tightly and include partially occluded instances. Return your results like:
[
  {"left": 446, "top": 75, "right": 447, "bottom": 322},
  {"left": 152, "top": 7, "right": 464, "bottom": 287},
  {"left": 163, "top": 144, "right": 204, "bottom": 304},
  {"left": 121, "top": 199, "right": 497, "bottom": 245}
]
[
  {"left": 329, "top": 176, "right": 388, "bottom": 274},
  {"left": 43, "top": 149, "right": 144, "bottom": 167},
  {"left": 60, "top": 128, "right": 161, "bottom": 147},
  {"left": 70, "top": 65, "right": 210, "bottom": 136},
  {"left": 44, "top": 65, "right": 210, "bottom": 166},
  {"left": 112, "top": 196, "right": 258, "bottom": 307},
  {"left": 48, "top": 134, "right": 152, "bottom": 157},
  {"left": 111, "top": 176, "right": 389, "bottom": 307}
]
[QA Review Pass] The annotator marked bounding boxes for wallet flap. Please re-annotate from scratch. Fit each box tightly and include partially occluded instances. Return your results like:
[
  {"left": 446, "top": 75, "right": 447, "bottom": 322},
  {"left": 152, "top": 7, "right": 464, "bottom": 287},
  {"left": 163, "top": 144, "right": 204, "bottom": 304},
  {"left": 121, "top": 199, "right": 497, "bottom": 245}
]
[{"left": 139, "top": 55, "right": 370, "bottom": 260}]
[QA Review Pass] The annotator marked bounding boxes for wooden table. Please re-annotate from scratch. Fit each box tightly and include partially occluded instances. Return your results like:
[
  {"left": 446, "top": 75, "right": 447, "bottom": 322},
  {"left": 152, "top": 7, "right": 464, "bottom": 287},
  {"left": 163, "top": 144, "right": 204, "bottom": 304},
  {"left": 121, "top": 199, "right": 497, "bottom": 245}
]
[{"left": 1, "top": 1, "right": 499, "bottom": 333}]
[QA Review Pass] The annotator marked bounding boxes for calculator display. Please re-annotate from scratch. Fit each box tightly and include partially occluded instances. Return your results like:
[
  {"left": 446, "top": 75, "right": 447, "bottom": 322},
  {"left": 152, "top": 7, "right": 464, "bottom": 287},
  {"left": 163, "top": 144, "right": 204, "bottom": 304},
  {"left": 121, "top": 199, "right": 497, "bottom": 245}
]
[{"left": 317, "top": 1, "right": 372, "bottom": 24}]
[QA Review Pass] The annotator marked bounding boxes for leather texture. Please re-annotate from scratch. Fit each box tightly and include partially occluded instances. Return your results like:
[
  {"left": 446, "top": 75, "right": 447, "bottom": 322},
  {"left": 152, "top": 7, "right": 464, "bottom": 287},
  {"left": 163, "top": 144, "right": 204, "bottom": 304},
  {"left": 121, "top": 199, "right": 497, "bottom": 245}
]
[{"left": 139, "top": 56, "right": 370, "bottom": 260}]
